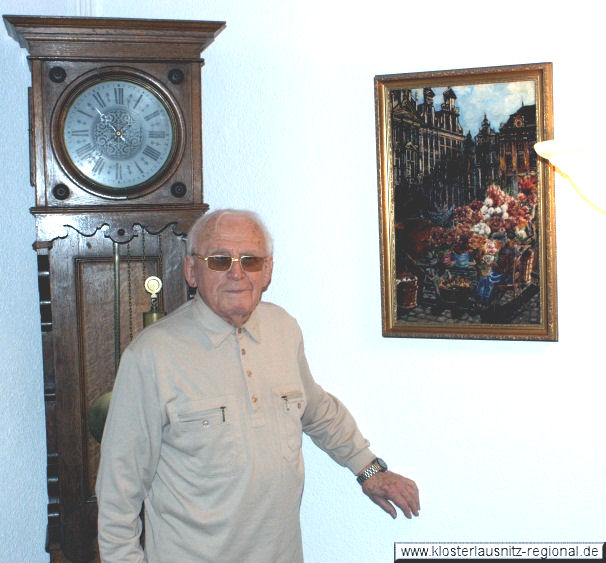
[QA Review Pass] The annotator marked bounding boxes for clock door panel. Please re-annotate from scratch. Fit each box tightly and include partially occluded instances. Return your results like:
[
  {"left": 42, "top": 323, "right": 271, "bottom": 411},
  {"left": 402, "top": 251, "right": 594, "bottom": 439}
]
[
  {"left": 77, "top": 254, "right": 163, "bottom": 496},
  {"left": 40, "top": 222, "right": 188, "bottom": 561}
]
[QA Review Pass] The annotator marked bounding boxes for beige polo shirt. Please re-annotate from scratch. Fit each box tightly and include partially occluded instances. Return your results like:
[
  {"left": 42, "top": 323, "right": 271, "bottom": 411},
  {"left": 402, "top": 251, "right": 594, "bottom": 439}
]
[{"left": 96, "top": 295, "right": 374, "bottom": 562}]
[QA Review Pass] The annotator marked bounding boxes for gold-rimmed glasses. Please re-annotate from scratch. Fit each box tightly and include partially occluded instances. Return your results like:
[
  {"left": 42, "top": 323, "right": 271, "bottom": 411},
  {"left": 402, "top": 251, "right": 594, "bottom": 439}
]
[{"left": 191, "top": 254, "right": 266, "bottom": 273}]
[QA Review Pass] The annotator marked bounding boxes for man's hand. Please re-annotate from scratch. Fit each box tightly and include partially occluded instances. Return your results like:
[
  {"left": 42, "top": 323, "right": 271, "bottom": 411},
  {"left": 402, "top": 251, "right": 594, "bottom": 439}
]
[{"left": 361, "top": 470, "right": 420, "bottom": 519}]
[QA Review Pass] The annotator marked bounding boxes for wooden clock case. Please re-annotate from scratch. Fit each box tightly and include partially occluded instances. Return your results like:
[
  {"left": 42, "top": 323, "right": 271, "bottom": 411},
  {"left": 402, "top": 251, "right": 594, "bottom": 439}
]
[{"left": 3, "top": 15, "right": 224, "bottom": 561}]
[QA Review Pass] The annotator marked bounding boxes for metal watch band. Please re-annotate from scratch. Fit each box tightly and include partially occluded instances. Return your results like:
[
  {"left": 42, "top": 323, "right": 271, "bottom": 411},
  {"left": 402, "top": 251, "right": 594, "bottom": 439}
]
[{"left": 356, "top": 458, "right": 387, "bottom": 485}]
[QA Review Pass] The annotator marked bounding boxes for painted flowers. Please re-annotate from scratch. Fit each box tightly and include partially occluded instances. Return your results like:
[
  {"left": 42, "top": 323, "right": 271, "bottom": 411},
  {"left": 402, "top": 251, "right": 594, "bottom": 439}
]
[{"left": 429, "top": 175, "right": 537, "bottom": 272}]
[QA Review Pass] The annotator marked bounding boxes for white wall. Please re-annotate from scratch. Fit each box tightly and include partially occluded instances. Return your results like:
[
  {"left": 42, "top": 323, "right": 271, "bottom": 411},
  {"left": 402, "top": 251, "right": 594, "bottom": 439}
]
[{"left": 1, "top": 1, "right": 605, "bottom": 562}]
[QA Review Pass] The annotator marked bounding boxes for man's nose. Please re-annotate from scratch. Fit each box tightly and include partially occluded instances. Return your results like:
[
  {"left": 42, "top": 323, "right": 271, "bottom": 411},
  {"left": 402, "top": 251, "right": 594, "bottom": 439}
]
[{"left": 227, "top": 259, "right": 245, "bottom": 278}]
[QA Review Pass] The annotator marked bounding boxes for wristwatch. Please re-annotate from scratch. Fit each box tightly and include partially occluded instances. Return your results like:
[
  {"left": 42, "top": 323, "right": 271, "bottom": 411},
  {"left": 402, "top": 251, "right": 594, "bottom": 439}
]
[{"left": 357, "top": 458, "right": 388, "bottom": 485}]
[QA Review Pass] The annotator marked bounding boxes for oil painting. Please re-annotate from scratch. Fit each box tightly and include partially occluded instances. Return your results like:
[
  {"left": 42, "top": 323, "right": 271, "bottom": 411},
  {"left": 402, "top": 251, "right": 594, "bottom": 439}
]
[{"left": 375, "top": 63, "right": 557, "bottom": 340}]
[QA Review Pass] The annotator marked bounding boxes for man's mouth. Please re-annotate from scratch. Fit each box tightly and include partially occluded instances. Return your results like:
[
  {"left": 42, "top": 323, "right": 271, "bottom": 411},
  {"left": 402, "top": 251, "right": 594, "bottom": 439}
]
[{"left": 224, "top": 287, "right": 251, "bottom": 294}]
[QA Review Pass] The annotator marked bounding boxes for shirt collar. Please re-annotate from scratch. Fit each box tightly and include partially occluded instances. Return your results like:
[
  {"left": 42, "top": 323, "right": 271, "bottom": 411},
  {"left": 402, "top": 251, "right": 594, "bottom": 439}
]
[{"left": 192, "top": 293, "right": 262, "bottom": 347}]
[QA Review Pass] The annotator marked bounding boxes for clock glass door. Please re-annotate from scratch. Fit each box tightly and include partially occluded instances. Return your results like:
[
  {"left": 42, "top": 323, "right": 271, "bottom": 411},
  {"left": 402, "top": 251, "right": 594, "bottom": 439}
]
[{"left": 59, "top": 74, "right": 179, "bottom": 196}]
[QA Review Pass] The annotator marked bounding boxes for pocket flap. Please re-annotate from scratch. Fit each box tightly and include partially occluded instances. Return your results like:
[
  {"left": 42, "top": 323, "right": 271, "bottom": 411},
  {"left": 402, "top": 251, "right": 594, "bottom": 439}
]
[
  {"left": 272, "top": 385, "right": 305, "bottom": 412},
  {"left": 169, "top": 396, "right": 231, "bottom": 428}
]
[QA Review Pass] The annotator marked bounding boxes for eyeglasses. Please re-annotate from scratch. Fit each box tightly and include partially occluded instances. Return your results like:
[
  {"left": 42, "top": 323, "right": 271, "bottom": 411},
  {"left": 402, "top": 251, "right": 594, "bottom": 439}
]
[{"left": 191, "top": 253, "right": 266, "bottom": 273}]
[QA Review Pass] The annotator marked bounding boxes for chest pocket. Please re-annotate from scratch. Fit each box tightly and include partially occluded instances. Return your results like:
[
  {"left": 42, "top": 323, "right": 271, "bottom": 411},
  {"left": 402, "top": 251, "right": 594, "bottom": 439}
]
[
  {"left": 272, "top": 386, "right": 306, "bottom": 463},
  {"left": 168, "top": 395, "right": 242, "bottom": 477}
]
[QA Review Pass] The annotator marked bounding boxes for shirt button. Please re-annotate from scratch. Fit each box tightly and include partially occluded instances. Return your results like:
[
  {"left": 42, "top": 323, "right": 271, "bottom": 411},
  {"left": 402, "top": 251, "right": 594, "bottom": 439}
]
[
  {"left": 251, "top": 396, "right": 258, "bottom": 404},
  {"left": 246, "top": 370, "right": 253, "bottom": 378},
  {"left": 237, "top": 328, "right": 243, "bottom": 334},
  {"left": 202, "top": 420, "right": 210, "bottom": 427},
  {"left": 241, "top": 348, "right": 246, "bottom": 355}
]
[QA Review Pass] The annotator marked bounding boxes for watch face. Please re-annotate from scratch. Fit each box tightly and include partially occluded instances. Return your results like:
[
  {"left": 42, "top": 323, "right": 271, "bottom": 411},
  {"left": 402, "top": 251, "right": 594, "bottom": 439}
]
[{"left": 60, "top": 76, "right": 177, "bottom": 193}]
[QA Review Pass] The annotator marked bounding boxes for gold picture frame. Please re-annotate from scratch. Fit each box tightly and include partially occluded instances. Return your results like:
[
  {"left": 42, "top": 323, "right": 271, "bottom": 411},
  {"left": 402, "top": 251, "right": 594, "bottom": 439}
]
[{"left": 375, "top": 63, "right": 557, "bottom": 340}]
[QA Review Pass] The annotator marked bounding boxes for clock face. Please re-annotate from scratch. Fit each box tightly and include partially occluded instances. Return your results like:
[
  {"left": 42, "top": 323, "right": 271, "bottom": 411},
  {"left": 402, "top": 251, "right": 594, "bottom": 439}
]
[{"left": 61, "top": 77, "right": 177, "bottom": 193}]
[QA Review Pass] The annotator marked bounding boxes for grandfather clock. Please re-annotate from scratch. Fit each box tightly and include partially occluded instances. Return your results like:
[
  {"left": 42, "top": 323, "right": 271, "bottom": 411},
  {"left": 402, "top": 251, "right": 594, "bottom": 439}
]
[{"left": 3, "top": 15, "right": 224, "bottom": 561}]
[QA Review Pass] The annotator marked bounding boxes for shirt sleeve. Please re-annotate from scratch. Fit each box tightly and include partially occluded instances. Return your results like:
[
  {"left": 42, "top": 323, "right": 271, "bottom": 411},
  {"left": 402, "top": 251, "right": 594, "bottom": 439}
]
[
  {"left": 96, "top": 345, "right": 163, "bottom": 562},
  {"left": 297, "top": 340, "right": 375, "bottom": 475}
]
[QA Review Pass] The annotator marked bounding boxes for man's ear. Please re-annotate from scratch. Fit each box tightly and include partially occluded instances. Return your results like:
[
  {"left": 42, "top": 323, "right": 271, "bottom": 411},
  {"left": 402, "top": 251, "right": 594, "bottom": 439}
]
[
  {"left": 183, "top": 255, "right": 197, "bottom": 288},
  {"left": 262, "top": 256, "right": 274, "bottom": 291}
]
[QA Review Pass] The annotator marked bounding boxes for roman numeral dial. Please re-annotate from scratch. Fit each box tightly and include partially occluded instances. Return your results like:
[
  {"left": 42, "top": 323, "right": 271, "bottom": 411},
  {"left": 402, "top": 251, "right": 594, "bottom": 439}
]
[{"left": 61, "top": 77, "right": 177, "bottom": 192}]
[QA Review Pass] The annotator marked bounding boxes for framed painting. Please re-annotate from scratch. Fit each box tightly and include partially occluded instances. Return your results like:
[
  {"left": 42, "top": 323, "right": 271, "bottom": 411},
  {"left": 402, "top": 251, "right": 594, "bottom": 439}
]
[{"left": 375, "top": 63, "right": 557, "bottom": 340}]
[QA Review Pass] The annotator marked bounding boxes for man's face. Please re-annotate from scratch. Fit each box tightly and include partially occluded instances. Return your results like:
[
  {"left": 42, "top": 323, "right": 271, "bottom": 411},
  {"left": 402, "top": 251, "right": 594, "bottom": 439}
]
[{"left": 184, "top": 215, "right": 273, "bottom": 327}]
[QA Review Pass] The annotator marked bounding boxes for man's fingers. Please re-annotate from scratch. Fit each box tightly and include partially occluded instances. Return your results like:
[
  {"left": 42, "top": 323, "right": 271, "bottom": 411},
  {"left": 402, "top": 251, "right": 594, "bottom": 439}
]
[
  {"left": 395, "top": 485, "right": 420, "bottom": 517},
  {"left": 369, "top": 495, "right": 397, "bottom": 519},
  {"left": 391, "top": 491, "right": 417, "bottom": 518}
]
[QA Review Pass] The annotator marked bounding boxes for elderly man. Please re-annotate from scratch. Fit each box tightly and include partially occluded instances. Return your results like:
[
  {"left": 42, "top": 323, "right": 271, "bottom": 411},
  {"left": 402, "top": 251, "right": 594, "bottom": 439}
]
[{"left": 97, "top": 209, "right": 419, "bottom": 562}]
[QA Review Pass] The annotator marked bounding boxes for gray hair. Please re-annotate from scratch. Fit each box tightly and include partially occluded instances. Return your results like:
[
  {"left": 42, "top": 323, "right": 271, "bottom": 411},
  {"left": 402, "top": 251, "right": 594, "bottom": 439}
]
[{"left": 186, "top": 209, "right": 274, "bottom": 256}]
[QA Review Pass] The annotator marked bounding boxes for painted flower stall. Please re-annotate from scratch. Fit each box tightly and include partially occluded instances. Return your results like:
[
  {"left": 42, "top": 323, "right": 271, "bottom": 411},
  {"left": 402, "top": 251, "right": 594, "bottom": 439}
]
[{"left": 396, "top": 175, "right": 539, "bottom": 323}]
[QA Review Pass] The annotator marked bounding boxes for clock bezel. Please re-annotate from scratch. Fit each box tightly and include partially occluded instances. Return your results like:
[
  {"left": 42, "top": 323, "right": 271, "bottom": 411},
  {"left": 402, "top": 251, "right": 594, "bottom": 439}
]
[{"left": 51, "top": 66, "right": 185, "bottom": 200}]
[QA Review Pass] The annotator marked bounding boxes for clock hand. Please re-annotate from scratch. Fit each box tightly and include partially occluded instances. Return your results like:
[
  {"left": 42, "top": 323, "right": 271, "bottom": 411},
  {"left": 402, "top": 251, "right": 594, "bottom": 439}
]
[
  {"left": 96, "top": 107, "right": 126, "bottom": 142},
  {"left": 95, "top": 106, "right": 108, "bottom": 121}
]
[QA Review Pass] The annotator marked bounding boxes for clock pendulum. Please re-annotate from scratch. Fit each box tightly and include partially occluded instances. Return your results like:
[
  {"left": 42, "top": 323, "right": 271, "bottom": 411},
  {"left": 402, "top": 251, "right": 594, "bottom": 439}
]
[{"left": 112, "top": 241, "right": 122, "bottom": 374}]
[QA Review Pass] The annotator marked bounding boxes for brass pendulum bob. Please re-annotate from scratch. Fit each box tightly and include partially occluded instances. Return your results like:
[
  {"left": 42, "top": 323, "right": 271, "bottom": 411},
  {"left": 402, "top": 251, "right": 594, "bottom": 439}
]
[{"left": 143, "top": 275, "right": 166, "bottom": 327}]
